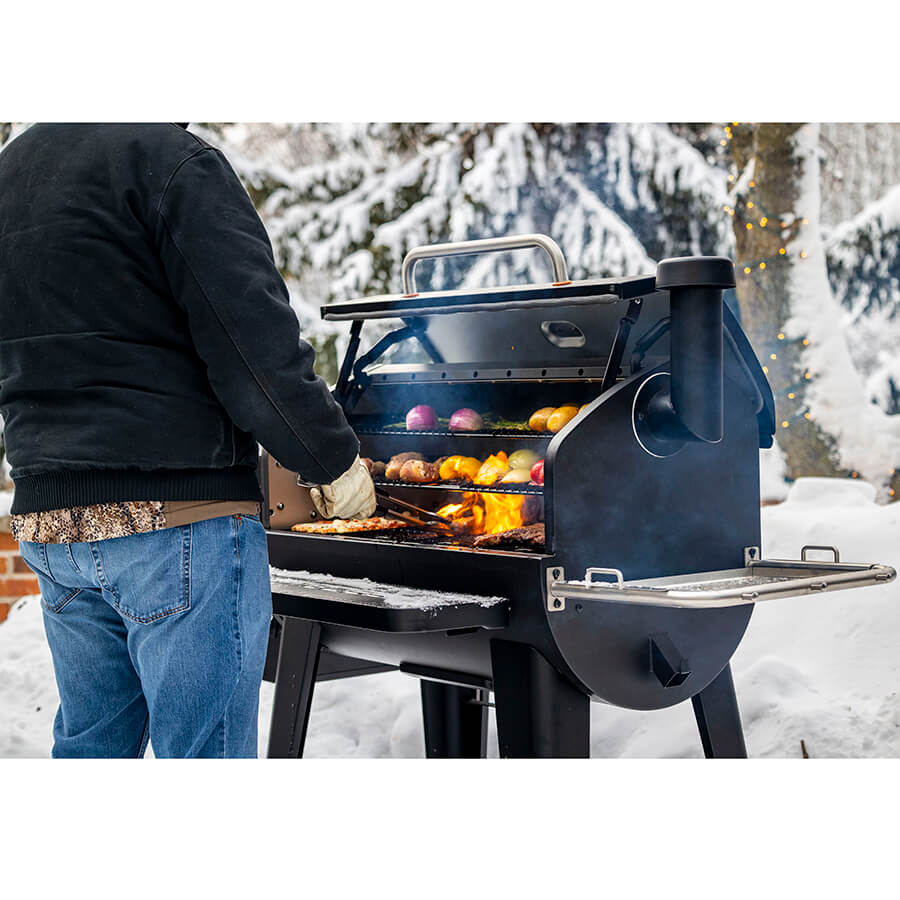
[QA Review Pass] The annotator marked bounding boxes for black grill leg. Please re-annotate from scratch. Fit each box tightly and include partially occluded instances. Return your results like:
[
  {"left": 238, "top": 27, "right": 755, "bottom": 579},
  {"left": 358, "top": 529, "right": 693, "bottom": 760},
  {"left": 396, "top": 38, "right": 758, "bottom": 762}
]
[
  {"left": 490, "top": 639, "right": 590, "bottom": 758},
  {"left": 266, "top": 617, "right": 322, "bottom": 759},
  {"left": 420, "top": 681, "right": 488, "bottom": 758},
  {"left": 691, "top": 663, "right": 748, "bottom": 758}
]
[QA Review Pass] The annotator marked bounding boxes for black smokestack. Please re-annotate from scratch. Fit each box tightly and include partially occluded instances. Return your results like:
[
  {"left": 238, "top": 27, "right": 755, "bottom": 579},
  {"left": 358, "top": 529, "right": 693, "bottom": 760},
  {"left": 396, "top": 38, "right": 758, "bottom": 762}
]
[{"left": 649, "top": 256, "right": 735, "bottom": 444}]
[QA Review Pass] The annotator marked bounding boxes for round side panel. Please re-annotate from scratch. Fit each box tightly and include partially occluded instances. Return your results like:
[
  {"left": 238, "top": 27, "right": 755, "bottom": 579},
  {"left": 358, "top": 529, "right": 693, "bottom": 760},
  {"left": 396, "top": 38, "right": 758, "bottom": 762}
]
[
  {"left": 544, "top": 366, "right": 760, "bottom": 709},
  {"left": 546, "top": 578, "right": 752, "bottom": 709}
]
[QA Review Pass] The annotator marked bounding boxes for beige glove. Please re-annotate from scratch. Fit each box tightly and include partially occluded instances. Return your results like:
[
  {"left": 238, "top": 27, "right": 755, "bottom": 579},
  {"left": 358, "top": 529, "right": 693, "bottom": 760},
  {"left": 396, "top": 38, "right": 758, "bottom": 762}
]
[{"left": 310, "top": 455, "right": 377, "bottom": 520}]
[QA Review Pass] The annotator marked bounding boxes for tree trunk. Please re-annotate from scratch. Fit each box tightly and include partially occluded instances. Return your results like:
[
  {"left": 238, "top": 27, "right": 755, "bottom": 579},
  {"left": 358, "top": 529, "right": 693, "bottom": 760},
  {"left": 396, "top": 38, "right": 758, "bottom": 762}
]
[{"left": 729, "top": 123, "right": 847, "bottom": 480}]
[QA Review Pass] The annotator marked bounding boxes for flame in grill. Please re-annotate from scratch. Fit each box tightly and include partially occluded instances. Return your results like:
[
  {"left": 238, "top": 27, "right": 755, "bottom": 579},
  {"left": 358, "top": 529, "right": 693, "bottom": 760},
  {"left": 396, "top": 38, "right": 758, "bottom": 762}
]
[{"left": 436, "top": 453, "right": 525, "bottom": 535}]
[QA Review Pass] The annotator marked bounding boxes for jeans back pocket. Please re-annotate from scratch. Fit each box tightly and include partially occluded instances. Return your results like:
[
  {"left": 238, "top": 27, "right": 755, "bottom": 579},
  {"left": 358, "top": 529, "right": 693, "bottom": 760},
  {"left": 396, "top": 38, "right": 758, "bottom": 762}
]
[
  {"left": 93, "top": 526, "right": 193, "bottom": 624},
  {"left": 18, "top": 542, "right": 82, "bottom": 614}
]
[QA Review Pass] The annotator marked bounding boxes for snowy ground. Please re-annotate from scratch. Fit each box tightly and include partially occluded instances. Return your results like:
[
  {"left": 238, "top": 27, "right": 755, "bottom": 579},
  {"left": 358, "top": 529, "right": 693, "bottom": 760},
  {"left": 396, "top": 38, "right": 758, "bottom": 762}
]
[{"left": 2, "top": 475, "right": 899, "bottom": 758}]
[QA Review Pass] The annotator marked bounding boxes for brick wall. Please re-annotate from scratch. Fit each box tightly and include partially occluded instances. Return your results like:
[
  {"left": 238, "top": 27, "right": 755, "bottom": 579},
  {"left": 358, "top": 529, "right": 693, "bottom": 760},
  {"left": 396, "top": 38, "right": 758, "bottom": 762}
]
[{"left": 0, "top": 530, "right": 39, "bottom": 624}]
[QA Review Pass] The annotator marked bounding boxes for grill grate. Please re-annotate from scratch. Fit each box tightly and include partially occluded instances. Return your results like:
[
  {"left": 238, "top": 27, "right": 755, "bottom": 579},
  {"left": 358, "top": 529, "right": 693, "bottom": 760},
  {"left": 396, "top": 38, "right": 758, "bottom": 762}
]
[
  {"left": 356, "top": 427, "right": 551, "bottom": 440},
  {"left": 374, "top": 478, "right": 543, "bottom": 496}
]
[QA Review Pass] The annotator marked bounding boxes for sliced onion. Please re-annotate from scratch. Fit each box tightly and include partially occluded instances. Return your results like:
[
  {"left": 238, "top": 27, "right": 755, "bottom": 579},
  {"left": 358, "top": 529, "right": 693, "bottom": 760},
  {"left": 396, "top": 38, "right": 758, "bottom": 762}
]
[
  {"left": 508, "top": 449, "right": 539, "bottom": 471},
  {"left": 406, "top": 405, "right": 437, "bottom": 430},
  {"left": 448, "top": 408, "right": 484, "bottom": 432},
  {"left": 500, "top": 469, "right": 533, "bottom": 484}
]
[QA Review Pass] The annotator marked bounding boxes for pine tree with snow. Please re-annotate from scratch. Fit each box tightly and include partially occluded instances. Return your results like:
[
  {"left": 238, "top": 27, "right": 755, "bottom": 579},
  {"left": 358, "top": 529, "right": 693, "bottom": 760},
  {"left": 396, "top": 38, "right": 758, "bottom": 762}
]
[{"left": 729, "top": 123, "right": 900, "bottom": 498}]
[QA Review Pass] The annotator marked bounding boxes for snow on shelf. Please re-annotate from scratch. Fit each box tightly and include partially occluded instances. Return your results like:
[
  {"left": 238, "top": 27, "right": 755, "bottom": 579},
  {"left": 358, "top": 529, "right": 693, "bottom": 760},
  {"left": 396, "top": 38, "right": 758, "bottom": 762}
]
[{"left": 269, "top": 566, "right": 506, "bottom": 610}]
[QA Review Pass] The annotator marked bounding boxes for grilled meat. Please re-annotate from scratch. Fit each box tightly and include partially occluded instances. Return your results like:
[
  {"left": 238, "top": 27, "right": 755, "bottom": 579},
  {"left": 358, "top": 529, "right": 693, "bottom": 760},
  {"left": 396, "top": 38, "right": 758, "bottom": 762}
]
[{"left": 473, "top": 523, "right": 545, "bottom": 548}]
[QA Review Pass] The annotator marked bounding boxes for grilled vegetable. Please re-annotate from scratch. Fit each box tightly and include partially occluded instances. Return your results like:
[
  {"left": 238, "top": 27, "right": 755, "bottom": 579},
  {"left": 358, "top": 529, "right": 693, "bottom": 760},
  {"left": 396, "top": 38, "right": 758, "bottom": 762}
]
[
  {"left": 362, "top": 458, "right": 387, "bottom": 477},
  {"left": 475, "top": 452, "right": 509, "bottom": 485},
  {"left": 499, "top": 469, "right": 533, "bottom": 484},
  {"left": 507, "top": 449, "right": 539, "bottom": 471},
  {"left": 439, "top": 455, "right": 483, "bottom": 482},
  {"left": 448, "top": 408, "right": 484, "bottom": 432},
  {"left": 530, "top": 460, "right": 545, "bottom": 485},
  {"left": 399, "top": 459, "right": 440, "bottom": 483},
  {"left": 406, "top": 405, "right": 437, "bottom": 430},
  {"left": 547, "top": 406, "right": 579, "bottom": 433},
  {"left": 385, "top": 451, "right": 425, "bottom": 480},
  {"left": 528, "top": 407, "right": 555, "bottom": 432}
]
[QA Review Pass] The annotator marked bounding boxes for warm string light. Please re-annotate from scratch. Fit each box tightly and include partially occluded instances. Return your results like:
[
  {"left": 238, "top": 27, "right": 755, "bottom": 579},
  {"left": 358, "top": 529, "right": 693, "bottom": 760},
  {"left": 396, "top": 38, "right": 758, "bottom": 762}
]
[
  {"left": 738, "top": 253, "right": 806, "bottom": 273},
  {"left": 723, "top": 146, "right": 825, "bottom": 443},
  {"left": 724, "top": 159, "right": 812, "bottom": 247},
  {"left": 736, "top": 241, "right": 809, "bottom": 277}
]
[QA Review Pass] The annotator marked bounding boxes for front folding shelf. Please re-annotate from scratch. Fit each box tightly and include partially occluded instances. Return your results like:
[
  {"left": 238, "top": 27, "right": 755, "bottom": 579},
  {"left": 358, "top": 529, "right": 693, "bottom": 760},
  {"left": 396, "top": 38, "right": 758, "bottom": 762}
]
[{"left": 546, "top": 547, "right": 896, "bottom": 610}]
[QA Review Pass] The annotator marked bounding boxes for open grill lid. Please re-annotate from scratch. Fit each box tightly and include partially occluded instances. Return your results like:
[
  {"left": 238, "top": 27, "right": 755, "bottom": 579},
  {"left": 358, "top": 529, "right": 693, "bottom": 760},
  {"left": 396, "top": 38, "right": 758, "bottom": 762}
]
[{"left": 324, "top": 234, "right": 776, "bottom": 449}]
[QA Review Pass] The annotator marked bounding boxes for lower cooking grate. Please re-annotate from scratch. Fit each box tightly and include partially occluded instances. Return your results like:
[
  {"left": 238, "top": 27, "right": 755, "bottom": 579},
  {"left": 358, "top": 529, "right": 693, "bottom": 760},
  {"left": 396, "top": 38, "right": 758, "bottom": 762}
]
[{"left": 371, "top": 527, "right": 546, "bottom": 552}]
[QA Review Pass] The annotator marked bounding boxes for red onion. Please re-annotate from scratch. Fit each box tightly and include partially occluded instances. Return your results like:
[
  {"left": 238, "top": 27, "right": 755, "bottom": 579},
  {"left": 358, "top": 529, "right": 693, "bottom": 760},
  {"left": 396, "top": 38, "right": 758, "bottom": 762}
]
[
  {"left": 448, "top": 408, "right": 483, "bottom": 432},
  {"left": 406, "top": 404, "right": 437, "bottom": 430}
]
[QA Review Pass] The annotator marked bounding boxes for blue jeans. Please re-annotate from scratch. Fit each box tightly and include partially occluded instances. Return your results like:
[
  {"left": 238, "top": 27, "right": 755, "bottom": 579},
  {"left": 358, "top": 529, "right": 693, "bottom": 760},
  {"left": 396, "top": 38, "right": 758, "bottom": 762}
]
[{"left": 19, "top": 514, "right": 272, "bottom": 758}]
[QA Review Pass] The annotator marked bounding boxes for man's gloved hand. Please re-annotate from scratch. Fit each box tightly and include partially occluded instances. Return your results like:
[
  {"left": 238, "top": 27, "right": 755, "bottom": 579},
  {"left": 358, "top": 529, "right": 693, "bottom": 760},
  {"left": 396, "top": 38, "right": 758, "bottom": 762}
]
[{"left": 310, "top": 455, "right": 377, "bottom": 520}]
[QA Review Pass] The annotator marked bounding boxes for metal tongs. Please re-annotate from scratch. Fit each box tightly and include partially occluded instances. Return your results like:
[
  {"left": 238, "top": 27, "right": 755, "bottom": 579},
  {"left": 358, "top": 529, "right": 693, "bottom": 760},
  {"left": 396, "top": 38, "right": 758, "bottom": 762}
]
[{"left": 374, "top": 488, "right": 454, "bottom": 530}]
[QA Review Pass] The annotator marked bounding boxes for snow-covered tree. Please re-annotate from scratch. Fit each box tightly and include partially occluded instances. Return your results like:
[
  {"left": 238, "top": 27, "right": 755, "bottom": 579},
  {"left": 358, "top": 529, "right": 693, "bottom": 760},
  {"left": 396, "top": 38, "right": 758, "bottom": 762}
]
[{"left": 729, "top": 123, "right": 900, "bottom": 498}]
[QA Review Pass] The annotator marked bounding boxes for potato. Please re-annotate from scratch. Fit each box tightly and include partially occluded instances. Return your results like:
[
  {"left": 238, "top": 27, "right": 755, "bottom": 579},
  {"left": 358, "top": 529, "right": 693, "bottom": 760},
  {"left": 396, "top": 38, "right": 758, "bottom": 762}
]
[
  {"left": 547, "top": 405, "right": 579, "bottom": 433},
  {"left": 528, "top": 407, "right": 556, "bottom": 432},
  {"left": 362, "top": 458, "right": 387, "bottom": 477},
  {"left": 399, "top": 459, "right": 440, "bottom": 483},
  {"left": 385, "top": 451, "right": 424, "bottom": 480}
]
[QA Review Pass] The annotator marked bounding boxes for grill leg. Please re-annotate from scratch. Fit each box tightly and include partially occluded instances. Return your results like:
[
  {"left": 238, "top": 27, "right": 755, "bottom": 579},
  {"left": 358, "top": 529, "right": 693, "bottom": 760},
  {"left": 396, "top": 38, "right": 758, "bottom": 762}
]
[
  {"left": 490, "top": 639, "right": 590, "bottom": 758},
  {"left": 420, "top": 681, "right": 488, "bottom": 758},
  {"left": 266, "top": 616, "right": 322, "bottom": 759},
  {"left": 691, "top": 663, "right": 748, "bottom": 758}
]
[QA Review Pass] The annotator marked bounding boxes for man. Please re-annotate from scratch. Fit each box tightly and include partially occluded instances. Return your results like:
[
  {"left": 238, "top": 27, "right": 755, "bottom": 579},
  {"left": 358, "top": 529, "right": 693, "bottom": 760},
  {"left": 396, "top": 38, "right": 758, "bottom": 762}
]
[{"left": 0, "top": 123, "right": 375, "bottom": 758}]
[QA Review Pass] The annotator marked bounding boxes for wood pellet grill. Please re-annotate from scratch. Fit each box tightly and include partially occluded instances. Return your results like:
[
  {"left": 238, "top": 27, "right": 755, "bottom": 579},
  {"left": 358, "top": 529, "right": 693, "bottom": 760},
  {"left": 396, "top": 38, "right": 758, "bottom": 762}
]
[{"left": 260, "top": 234, "right": 895, "bottom": 758}]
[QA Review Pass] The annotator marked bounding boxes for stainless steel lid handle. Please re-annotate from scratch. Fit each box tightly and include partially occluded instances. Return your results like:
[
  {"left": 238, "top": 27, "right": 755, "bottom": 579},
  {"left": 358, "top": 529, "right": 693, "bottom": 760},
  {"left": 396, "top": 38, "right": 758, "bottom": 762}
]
[
  {"left": 801, "top": 545, "right": 840, "bottom": 563},
  {"left": 584, "top": 567, "right": 625, "bottom": 588},
  {"left": 400, "top": 233, "right": 570, "bottom": 295}
]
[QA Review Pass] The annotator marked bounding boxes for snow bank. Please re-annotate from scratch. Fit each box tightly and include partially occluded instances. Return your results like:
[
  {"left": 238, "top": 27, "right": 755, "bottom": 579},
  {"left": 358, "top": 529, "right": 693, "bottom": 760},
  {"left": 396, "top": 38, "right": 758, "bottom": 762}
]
[
  {"left": 759, "top": 445, "right": 790, "bottom": 503},
  {"left": 0, "top": 596, "right": 58, "bottom": 758},
  {"left": 785, "top": 124, "right": 900, "bottom": 490}
]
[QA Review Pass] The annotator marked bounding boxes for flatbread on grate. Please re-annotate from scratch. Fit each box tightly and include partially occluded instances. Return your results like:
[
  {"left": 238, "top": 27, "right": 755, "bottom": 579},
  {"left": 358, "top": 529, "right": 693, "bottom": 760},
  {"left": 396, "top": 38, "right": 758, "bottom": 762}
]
[{"left": 291, "top": 516, "right": 413, "bottom": 534}]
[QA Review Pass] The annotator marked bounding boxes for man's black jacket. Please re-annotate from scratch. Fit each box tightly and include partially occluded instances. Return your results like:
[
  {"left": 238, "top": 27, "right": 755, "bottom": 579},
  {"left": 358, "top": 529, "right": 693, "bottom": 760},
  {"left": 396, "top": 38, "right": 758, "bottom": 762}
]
[{"left": 0, "top": 123, "right": 359, "bottom": 514}]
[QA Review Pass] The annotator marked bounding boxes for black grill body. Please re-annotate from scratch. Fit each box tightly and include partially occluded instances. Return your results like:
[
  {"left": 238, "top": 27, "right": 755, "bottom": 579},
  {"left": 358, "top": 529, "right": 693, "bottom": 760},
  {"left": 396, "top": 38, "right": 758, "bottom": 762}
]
[{"left": 262, "top": 246, "right": 777, "bottom": 758}]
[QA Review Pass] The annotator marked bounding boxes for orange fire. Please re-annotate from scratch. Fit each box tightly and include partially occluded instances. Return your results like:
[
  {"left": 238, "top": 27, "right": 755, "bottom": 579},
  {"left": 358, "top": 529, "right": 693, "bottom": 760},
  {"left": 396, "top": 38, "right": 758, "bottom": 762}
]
[{"left": 436, "top": 452, "right": 525, "bottom": 535}]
